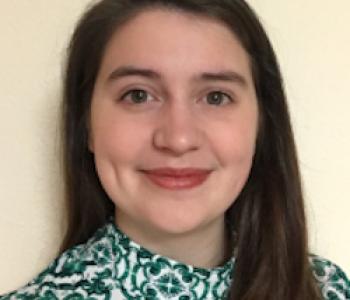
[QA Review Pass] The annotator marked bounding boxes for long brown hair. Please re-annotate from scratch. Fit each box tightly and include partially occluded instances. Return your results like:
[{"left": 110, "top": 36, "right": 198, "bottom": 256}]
[{"left": 61, "top": 1, "right": 322, "bottom": 299}]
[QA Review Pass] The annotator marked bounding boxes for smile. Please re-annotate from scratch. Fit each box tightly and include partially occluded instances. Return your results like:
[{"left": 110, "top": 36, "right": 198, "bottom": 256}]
[{"left": 141, "top": 168, "right": 212, "bottom": 190}]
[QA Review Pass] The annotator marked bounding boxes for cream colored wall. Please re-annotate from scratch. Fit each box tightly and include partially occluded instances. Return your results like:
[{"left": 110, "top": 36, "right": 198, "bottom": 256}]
[
  {"left": 0, "top": 0, "right": 349, "bottom": 294},
  {"left": 246, "top": 0, "right": 350, "bottom": 275}
]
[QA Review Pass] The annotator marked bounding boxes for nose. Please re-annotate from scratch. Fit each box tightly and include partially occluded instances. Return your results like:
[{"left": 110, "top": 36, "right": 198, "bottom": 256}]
[{"left": 152, "top": 101, "right": 202, "bottom": 156}]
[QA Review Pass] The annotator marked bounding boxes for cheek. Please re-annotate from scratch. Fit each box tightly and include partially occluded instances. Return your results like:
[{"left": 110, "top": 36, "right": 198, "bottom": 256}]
[
  {"left": 93, "top": 124, "right": 144, "bottom": 166},
  {"left": 91, "top": 118, "right": 148, "bottom": 202},
  {"left": 89, "top": 115, "right": 147, "bottom": 194},
  {"left": 91, "top": 105, "right": 148, "bottom": 155},
  {"left": 210, "top": 114, "right": 258, "bottom": 168},
  {"left": 212, "top": 122, "right": 257, "bottom": 203}
]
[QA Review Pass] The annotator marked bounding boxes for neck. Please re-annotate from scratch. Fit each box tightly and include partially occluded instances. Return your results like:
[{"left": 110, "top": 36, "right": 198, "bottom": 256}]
[{"left": 115, "top": 213, "right": 232, "bottom": 269}]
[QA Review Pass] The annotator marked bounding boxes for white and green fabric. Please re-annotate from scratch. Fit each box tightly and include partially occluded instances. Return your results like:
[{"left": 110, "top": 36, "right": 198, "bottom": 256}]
[{"left": 1, "top": 220, "right": 349, "bottom": 300}]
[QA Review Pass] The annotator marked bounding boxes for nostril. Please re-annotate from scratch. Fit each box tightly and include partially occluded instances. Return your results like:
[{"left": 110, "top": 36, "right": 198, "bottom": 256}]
[
  {"left": 151, "top": 103, "right": 202, "bottom": 154},
  {"left": 152, "top": 124, "right": 201, "bottom": 155}
]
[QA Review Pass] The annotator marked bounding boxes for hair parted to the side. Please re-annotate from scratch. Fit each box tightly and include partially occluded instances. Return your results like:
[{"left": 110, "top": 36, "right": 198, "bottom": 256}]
[{"left": 61, "top": 1, "right": 322, "bottom": 299}]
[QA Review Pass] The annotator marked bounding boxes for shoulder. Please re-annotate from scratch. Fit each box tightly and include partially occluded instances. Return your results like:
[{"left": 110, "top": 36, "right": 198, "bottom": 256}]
[
  {"left": 0, "top": 223, "right": 115, "bottom": 300},
  {"left": 309, "top": 254, "right": 350, "bottom": 300}
]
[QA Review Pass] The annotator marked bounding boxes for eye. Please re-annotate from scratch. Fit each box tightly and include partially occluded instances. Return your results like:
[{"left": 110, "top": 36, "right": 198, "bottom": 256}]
[
  {"left": 120, "top": 89, "right": 153, "bottom": 104},
  {"left": 205, "top": 91, "right": 233, "bottom": 106}
]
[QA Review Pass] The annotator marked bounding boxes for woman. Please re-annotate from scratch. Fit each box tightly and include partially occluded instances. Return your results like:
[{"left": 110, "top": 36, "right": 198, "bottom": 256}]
[{"left": 1, "top": 0, "right": 349, "bottom": 299}]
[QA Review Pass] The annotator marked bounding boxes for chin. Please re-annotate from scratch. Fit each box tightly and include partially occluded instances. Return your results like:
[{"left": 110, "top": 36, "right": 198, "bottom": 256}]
[{"left": 145, "top": 212, "right": 211, "bottom": 237}]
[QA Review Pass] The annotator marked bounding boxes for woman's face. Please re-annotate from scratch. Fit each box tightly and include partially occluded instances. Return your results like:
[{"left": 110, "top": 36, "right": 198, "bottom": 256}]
[{"left": 89, "top": 9, "right": 258, "bottom": 236}]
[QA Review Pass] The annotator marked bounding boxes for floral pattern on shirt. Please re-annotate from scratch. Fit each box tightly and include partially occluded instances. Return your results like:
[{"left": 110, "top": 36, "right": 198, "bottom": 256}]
[{"left": 1, "top": 221, "right": 349, "bottom": 299}]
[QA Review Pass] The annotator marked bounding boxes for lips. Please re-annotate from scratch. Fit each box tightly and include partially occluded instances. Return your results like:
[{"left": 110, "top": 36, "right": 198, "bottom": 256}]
[{"left": 141, "top": 168, "right": 212, "bottom": 190}]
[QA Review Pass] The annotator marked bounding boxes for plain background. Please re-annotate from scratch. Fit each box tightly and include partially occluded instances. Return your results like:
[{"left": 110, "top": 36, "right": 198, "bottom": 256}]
[{"left": 0, "top": 0, "right": 349, "bottom": 294}]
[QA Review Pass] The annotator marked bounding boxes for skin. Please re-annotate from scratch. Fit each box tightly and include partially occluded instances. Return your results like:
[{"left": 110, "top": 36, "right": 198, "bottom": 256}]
[{"left": 89, "top": 9, "right": 259, "bottom": 268}]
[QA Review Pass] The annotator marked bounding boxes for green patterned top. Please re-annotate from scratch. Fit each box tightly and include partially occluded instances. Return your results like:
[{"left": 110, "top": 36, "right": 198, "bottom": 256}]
[{"left": 1, "top": 220, "right": 349, "bottom": 300}]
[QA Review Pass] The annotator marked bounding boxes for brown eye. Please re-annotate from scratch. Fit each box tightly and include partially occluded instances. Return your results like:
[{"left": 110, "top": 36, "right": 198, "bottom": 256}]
[
  {"left": 206, "top": 91, "right": 232, "bottom": 106},
  {"left": 122, "top": 89, "right": 149, "bottom": 103}
]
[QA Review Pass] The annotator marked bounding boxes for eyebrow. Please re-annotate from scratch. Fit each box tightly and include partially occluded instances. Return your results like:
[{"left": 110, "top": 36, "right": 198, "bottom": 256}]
[
  {"left": 199, "top": 71, "right": 248, "bottom": 87},
  {"left": 107, "top": 66, "right": 161, "bottom": 81},
  {"left": 107, "top": 65, "right": 248, "bottom": 87}
]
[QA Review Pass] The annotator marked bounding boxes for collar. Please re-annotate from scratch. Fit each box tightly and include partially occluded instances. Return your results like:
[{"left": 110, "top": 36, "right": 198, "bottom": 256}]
[{"left": 88, "top": 220, "right": 235, "bottom": 299}]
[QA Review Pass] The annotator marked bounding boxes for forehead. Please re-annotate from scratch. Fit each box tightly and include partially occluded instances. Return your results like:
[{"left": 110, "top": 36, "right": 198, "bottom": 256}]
[{"left": 98, "top": 9, "right": 252, "bottom": 83}]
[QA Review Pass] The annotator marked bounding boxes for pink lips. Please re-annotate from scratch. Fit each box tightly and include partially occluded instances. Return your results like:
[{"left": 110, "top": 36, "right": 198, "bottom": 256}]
[{"left": 142, "top": 168, "right": 212, "bottom": 190}]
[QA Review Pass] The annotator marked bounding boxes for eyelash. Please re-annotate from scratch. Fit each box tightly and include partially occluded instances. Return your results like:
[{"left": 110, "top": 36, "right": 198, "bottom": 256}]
[
  {"left": 119, "top": 89, "right": 234, "bottom": 106},
  {"left": 205, "top": 91, "right": 233, "bottom": 105},
  {"left": 120, "top": 89, "right": 153, "bottom": 104}
]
